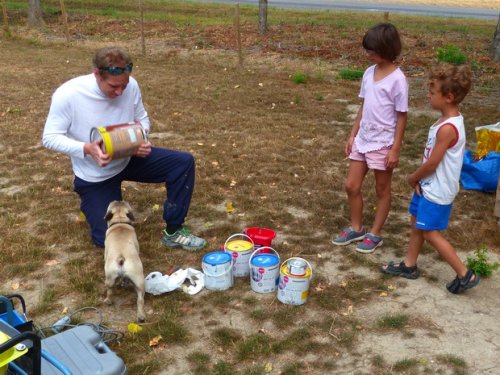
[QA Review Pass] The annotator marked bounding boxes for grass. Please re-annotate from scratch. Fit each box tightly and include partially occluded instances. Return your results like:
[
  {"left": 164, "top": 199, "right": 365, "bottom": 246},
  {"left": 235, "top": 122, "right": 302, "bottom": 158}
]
[{"left": 1, "top": 1, "right": 499, "bottom": 374}]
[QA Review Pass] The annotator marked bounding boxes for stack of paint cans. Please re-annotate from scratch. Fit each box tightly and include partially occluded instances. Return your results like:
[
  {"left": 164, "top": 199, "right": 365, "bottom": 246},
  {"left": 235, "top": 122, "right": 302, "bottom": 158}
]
[
  {"left": 224, "top": 233, "right": 254, "bottom": 277},
  {"left": 277, "top": 257, "right": 312, "bottom": 305},
  {"left": 249, "top": 247, "right": 280, "bottom": 294}
]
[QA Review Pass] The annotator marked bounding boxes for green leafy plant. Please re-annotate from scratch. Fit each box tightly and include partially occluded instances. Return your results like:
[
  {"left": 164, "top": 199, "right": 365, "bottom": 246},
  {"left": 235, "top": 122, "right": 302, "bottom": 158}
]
[
  {"left": 338, "top": 68, "right": 364, "bottom": 80},
  {"left": 291, "top": 72, "right": 307, "bottom": 84},
  {"left": 466, "top": 246, "right": 499, "bottom": 277},
  {"left": 437, "top": 44, "right": 466, "bottom": 64}
]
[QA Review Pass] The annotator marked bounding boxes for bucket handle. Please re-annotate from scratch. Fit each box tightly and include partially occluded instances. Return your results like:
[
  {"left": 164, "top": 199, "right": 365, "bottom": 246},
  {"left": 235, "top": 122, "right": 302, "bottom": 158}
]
[
  {"left": 248, "top": 246, "right": 280, "bottom": 268},
  {"left": 281, "top": 257, "right": 313, "bottom": 277},
  {"left": 224, "top": 233, "right": 254, "bottom": 248},
  {"left": 202, "top": 262, "right": 232, "bottom": 277}
]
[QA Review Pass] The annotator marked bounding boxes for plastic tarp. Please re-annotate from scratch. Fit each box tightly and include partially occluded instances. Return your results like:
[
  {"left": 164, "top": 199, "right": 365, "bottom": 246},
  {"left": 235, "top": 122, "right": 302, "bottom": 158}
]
[{"left": 460, "top": 149, "right": 500, "bottom": 192}]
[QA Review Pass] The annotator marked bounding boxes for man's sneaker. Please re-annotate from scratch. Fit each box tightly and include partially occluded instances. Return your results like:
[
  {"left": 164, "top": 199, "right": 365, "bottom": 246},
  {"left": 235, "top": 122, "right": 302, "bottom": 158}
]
[
  {"left": 355, "top": 233, "right": 383, "bottom": 253},
  {"left": 160, "top": 227, "right": 207, "bottom": 251},
  {"left": 332, "top": 227, "right": 367, "bottom": 246}
]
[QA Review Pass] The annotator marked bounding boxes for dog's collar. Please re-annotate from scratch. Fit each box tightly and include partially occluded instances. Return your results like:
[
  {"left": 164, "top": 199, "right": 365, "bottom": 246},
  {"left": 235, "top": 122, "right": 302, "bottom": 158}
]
[{"left": 108, "top": 221, "right": 134, "bottom": 228}]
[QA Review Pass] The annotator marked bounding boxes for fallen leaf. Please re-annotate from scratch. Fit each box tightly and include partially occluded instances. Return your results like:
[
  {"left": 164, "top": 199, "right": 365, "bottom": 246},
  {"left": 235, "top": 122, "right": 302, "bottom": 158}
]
[
  {"left": 234, "top": 84, "right": 240, "bottom": 88},
  {"left": 379, "top": 292, "right": 388, "bottom": 297},
  {"left": 152, "top": 204, "right": 160, "bottom": 212},
  {"left": 11, "top": 282, "right": 20, "bottom": 290},
  {"left": 45, "top": 259, "right": 60, "bottom": 266},
  {"left": 62, "top": 307, "right": 69, "bottom": 314},
  {"left": 258, "top": 82, "right": 263, "bottom": 87},
  {"left": 264, "top": 363, "right": 273, "bottom": 373},
  {"left": 314, "top": 282, "right": 327, "bottom": 292},
  {"left": 149, "top": 335, "right": 163, "bottom": 347},
  {"left": 225, "top": 202, "right": 235, "bottom": 213}
]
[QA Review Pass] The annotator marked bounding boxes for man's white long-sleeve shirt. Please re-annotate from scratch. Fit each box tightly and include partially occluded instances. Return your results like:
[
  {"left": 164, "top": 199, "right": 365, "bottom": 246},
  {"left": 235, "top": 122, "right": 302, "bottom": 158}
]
[{"left": 42, "top": 73, "right": 150, "bottom": 182}]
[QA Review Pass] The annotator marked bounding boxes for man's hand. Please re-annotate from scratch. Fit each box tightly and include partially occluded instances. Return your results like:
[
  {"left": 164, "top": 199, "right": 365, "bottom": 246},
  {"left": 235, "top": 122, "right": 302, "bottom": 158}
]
[
  {"left": 135, "top": 142, "right": 152, "bottom": 158},
  {"left": 84, "top": 141, "right": 111, "bottom": 167}
]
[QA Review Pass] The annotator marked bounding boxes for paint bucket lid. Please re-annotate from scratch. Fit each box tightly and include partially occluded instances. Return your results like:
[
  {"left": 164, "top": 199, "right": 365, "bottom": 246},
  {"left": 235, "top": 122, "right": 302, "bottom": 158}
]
[
  {"left": 250, "top": 253, "right": 279, "bottom": 267},
  {"left": 281, "top": 262, "right": 311, "bottom": 278},
  {"left": 225, "top": 240, "right": 253, "bottom": 252},
  {"left": 245, "top": 227, "right": 276, "bottom": 246},
  {"left": 203, "top": 251, "right": 231, "bottom": 265}
]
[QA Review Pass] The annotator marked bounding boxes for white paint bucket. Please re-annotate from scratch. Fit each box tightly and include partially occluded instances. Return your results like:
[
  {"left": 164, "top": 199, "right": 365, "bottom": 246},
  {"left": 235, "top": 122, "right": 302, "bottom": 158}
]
[
  {"left": 277, "top": 257, "right": 312, "bottom": 305},
  {"left": 249, "top": 247, "right": 280, "bottom": 294},
  {"left": 224, "top": 233, "right": 254, "bottom": 277},
  {"left": 202, "top": 252, "right": 233, "bottom": 291}
]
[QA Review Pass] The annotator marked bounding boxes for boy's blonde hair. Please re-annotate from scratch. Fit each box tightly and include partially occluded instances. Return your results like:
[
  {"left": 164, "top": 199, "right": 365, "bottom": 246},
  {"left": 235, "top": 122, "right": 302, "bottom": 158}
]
[{"left": 428, "top": 63, "right": 472, "bottom": 104}]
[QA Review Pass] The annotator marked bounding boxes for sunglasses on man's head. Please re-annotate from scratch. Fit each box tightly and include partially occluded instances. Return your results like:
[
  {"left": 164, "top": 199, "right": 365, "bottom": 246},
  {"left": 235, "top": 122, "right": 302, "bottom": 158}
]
[{"left": 99, "top": 63, "right": 133, "bottom": 75}]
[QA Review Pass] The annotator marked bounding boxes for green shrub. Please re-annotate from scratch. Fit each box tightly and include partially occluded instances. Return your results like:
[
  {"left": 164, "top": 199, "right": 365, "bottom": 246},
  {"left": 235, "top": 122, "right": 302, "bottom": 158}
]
[
  {"left": 291, "top": 72, "right": 307, "bottom": 84},
  {"left": 466, "top": 246, "right": 499, "bottom": 277},
  {"left": 338, "top": 68, "right": 364, "bottom": 80},
  {"left": 437, "top": 44, "right": 466, "bottom": 64}
]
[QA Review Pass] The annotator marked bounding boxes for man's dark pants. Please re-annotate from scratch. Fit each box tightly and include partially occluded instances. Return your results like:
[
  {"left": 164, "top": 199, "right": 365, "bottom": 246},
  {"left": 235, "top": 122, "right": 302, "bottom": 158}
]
[{"left": 74, "top": 147, "right": 195, "bottom": 247}]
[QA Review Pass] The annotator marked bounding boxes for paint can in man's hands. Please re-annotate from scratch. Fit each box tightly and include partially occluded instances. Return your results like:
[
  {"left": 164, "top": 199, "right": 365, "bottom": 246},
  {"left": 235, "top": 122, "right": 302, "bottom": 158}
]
[{"left": 90, "top": 121, "right": 147, "bottom": 160}]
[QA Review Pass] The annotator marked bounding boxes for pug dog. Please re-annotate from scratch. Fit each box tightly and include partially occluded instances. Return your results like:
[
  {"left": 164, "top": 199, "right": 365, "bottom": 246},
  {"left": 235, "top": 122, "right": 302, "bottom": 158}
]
[{"left": 103, "top": 200, "right": 145, "bottom": 322}]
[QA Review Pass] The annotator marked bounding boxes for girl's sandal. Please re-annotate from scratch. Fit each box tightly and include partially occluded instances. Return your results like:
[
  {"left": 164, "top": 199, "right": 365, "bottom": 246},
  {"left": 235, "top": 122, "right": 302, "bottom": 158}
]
[
  {"left": 380, "top": 260, "right": 419, "bottom": 280},
  {"left": 446, "top": 269, "right": 480, "bottom": 294}
]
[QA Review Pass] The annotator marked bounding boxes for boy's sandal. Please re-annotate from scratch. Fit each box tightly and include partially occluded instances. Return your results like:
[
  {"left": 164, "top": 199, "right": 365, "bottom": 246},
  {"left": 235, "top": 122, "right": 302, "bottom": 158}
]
[
  {"left": 380, "top": 260, "right": 419, "bottom": 280},
  {"left": 446, "top": 269, "right": 480, "bottom": 294}
]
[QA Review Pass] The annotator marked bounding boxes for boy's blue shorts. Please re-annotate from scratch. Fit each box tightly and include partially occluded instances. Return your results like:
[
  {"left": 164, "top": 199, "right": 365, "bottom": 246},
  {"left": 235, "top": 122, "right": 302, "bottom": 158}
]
[{"left": 409, "top": 192, "right": 452, "bottom": 231}]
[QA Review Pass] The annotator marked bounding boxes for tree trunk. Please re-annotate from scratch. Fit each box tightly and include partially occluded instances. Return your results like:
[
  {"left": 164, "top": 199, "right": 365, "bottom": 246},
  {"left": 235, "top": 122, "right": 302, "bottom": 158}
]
[
  {"left": 490, "top": 13, "right": 500, "bottom": 61},
  {"left": 258, "top": 0, "right": 267, "bottom": 35},
  {"left": 28, "top": 0, "right": 44, "bottom": 28}
]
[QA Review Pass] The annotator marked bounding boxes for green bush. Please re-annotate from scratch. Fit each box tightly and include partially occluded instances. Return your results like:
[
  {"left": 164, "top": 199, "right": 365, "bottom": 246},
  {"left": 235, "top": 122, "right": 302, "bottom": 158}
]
[
  {"left": 466, "top": 246, "right": 499, "bottom": 277},
  {"left": 291, "top": 72, "right": 307, "bottom": 84},
  {"left": 437, "top": 44, "right": 466, "bottom": 64},
  {"left": 338, "top": 68, "right": 364, "bottom": 80}
]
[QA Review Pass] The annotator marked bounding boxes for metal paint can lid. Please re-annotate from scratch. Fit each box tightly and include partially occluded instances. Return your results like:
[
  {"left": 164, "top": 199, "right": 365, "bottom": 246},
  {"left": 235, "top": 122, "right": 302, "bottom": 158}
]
[
  {"left": 226, "top": 240, "right": 253, "bottom": 252},
  {"left": 287, "top": 258, "right": 308, "bottom": 276},
  {"left": 203, "top": 251, "right": 231, "bottom": 266},
  {"left": 251, "top": 254, "right": 279, "bottom": 267}
]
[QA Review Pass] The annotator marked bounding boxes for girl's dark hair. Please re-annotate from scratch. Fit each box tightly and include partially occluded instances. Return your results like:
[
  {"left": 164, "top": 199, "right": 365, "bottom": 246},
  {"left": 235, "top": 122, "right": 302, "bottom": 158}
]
[{"left": 362, "top": 23, "right": 402, "bottom": 62}]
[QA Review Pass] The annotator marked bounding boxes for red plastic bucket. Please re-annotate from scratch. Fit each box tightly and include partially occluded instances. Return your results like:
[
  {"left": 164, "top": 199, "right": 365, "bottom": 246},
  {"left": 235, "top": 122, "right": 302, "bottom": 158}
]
[{"left": 244, "top": 227, "right": 276, "bottom": 247}]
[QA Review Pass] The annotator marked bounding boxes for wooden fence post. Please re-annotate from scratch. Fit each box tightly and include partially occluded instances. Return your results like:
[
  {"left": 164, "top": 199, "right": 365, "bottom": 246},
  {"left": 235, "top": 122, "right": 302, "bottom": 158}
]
[
  {"left": 59, "top": 0, "right": 70, "bottom": 43},
  {"left": 235, "top": 3, "right": 243, "bottom": 67},
  {"left": 139, "top": 0, "right": 146, "bottom": 55},
  {"left": 2, "top": 0, "right": 10, "bottom": 35}
]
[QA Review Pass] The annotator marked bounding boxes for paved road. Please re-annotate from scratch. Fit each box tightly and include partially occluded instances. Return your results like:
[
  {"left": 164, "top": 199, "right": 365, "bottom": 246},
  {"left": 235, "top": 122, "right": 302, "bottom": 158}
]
[{"left": 191, "top": 0, "right": 499, "bottom": 20}]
